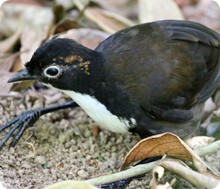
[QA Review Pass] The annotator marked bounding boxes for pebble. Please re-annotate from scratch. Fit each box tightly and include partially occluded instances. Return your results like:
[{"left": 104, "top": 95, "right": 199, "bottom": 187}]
[
  {"left": 42, "top": 169, "right": 50, "bottom": 174},
  {"left": 35, "top": 156, "right": 47, "bottom": 165},
  {"left": 22, "top": 163, "right": 32, "bottom": 169},
  {"left": 204, "top": 154, "right": 214, "bottom": 162},
  {"left": 77, "top": 170, "right": 89, "bottom": 178}
]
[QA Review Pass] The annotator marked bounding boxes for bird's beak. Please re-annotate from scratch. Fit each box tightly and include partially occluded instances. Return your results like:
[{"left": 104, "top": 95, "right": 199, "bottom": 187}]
[{"left": 8, "top": 69, "right": 37, "bottom": 83}]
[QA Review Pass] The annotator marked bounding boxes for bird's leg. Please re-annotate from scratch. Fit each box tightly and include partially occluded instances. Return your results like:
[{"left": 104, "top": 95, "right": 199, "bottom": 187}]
[
  {"left": 99, "top": 156, "right": 162, "bottom": 189},
  {"left": 0, "top": 101, "right": 78, "bottom": 150}
]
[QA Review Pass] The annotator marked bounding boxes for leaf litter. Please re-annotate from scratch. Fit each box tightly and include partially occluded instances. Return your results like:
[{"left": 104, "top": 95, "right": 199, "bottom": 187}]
[{"left": 0, "top": 0, "right": 220, "bottom": 188}]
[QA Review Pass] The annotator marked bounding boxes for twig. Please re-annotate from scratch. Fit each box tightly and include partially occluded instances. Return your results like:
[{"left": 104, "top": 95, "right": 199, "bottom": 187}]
[
  {"left": 86, "top": 139, "right": 220, "bottom": 186},
  {"left": 86, "top": 161, "right": 158, "bottom": 186},
  {"left": 195, "top": 139, "right": 220, "bottom": 156},
  {"left": 160, "top": 159, "right": 220, "bottom": 189}
]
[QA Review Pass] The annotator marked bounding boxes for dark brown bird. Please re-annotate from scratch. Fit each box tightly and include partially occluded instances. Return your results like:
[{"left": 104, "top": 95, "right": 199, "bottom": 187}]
[{"left": 0, "top": 20, "right": 220, "bottom": 149}]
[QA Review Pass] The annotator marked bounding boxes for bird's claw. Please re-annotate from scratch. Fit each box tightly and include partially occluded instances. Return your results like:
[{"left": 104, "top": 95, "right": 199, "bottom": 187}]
[{"left": 0, "top": 109, "right": 41, "bottom": 150}]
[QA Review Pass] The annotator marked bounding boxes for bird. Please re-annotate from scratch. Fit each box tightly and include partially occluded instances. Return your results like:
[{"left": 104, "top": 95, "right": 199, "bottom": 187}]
[{"left": 0, "top": 20, "right": 220, "bottom": 149}]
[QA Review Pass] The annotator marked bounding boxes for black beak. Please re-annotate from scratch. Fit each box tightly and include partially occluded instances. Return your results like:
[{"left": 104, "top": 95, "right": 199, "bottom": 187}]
[{"left": 8, "top": 69, "right": 37, "bottom": 83}]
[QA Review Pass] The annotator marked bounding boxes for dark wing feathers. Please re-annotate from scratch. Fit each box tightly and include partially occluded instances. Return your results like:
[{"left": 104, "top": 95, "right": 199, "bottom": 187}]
[
  {"left": 150, "top": 21, "right": 220, "bottom": 121},
  {"left": 155, "top": 20, "right": 220, "bottom": 48},
  {"left": 97, "top": 20, "right": 220, "bottom": 122}
]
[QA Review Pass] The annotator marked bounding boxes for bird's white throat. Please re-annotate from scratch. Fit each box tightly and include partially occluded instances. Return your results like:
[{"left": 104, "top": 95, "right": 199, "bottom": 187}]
[{"left": 60, "top": 90, "right": 136, "bottom": 133}]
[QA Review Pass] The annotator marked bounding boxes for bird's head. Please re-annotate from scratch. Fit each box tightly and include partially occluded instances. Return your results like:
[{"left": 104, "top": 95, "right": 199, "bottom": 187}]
[{"left": 8, "top": 38, "right": 102, "bottom": 92}]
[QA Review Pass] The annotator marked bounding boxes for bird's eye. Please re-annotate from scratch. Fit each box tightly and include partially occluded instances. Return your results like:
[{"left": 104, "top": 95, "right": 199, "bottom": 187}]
[{"left": 43, "top": 66, "right": 62, "bottom": 78}]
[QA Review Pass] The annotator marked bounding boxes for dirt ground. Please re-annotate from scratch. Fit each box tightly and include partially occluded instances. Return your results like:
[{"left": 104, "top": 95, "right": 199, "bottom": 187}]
[{"left": 0, "top": 87, "right": 219, "bottom": 189}]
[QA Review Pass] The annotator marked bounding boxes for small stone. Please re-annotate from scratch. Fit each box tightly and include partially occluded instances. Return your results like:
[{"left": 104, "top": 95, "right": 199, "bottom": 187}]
[
  {"left": 35, "top": 156, "right": 47, "bottom": 165},
  {"left": 22, "top": 163, "right": 31, "bottom": 169},
  {"left": 42, "top": 169, "right": 49, "bottom": 174},
  {"left": 111, "top": 146, "right": 117, "bottom": 152},
  {"left": 204, "top": 155, "right": 214, "bottom": 162},
  {"left": 77, "top": 170, "right": 89, "bottom": 178},
  {"left": 50, "top": 168, "right": 57, "bottom": 176}
]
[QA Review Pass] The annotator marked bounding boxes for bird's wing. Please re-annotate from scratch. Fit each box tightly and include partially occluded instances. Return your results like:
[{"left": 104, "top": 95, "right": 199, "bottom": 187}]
[
  {"left": 96, "top": 20, "right": 220, "bottom": 122},
  {"left": 144, "top": 21, "right": 220, "bottom": 122}
]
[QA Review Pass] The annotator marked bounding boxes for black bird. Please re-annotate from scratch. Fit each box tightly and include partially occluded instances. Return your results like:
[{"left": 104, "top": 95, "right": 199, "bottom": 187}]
[{"left": 1, "top": 20, "right": 220, "bottom": 149}]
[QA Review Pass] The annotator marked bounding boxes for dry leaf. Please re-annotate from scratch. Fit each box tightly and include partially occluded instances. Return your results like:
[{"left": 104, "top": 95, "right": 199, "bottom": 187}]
[
  {"left": 182, "top": 0, "right": 220, "bottom": 32},
  {"left": 72, "top": 0, "right": 89, "bottom": 11},
  {"left": 0, "top": 71, "right": 15, "bottom": 95},
  {"left": 91, "top": 0, "right": 138, "bottom": 18},
  {"left": 58, "top": 28, "right": 109, "bottom": 49},
  {"left": 0, "top": 3, "right": 24, "bottom": 36},
  {"left": 55, "top": 0, "right": 73, "bottom": 10},
  {"left": 43, "top": 180, "right": 98, "bottom": 189},
  {"left": 84, "top": 8, "right": 135, "bottom": 34},
  {"left": 0, "top": 26, "right": 21, "bottom": 53},
  {"left": 122, "top": 133, "right": 191, "bottom": 169},
  {"left": 0, "top": 3, "right": 54, "bottom": 67},
  {"left": 19, "top": 5, "right": 54, "bottom": 66},
  {"left": 53, "top": 18, "right": 79, "bottom": 34},
  {"left": 121, "top": 133, "right": 211, "bottom": 175},
  {"left": 0, "top": 53, "right": 18, "bottom": 70},
  {"left": 138, "top": 0, "right": 184, "bottom": 23}
]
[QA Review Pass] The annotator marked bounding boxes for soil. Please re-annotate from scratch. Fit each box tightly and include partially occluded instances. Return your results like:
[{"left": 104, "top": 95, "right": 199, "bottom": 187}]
[{"left": 0, "top": 87, "right": 219, "bottom": 189}]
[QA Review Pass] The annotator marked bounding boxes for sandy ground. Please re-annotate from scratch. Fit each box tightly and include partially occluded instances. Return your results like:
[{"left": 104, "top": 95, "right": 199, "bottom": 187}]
[{"left": 0, "top": 88, "right": 219, "bottom": 189}]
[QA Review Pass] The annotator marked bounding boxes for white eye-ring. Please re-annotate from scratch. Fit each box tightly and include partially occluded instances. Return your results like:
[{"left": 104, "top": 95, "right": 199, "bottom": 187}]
[{"left": 43, "top": 65, "right": 63, "bottom": 78}]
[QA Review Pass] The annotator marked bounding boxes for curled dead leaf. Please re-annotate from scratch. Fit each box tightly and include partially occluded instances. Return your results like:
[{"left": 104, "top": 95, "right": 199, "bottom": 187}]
[
  {"left": 121, "top": 132, "right": 213, "bottom": 176},
  {"left": 122, "top": 133, "right": 191, "bottom": 169}
]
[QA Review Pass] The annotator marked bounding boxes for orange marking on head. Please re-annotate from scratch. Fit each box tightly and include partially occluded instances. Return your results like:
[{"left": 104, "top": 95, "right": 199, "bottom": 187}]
[
  {"left": 79, "top": 61, "right": 91, "bottom": 75},
  {"left": 64, "top": 55, "right": 82, "bottom": 63}
]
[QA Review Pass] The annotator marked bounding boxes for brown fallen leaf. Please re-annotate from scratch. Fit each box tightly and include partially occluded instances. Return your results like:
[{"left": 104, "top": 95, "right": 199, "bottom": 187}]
[
  {"left": 19, "top": 4, "right": 54, "bottom": 66},
  {"left": 122, "top": 133, "right": 190, "bottom": 169},
  {"left": 0, "top": 26, "right": 21, "bottom": 53},
  {"left": 0, "top": 54, "right": 20, "bottom": 94},
  {"left": 53, "top": 18, "right": 79, "bottom": 34},
  {"left": 0, "top": 3, "right": 54, "bottom": 70},
  {"left": 138, "top": 0, "right": 184, "bottom": 23},
  {"left": 72, "top": 0, "right": 89, "bottom": 11},
  {"left": 0, "top": 53, "right": 19, "bottom": 70},
  {"left": 91, "top": 0, "right": 138, "bottom": 18},
  {"left": 58, "top": 28, "right": 109, "bottom": 50},
  {"left": 0, "top": 71, "right": 15, "bottom": 95},
  {"left": 121, "top": 133, "right": 215, "bottom": 176},
  {"left": 0, "top": 3, "right": 24, "bottom": 36},
  {"left": 84, "top": 8, "right": 135, "bottom": 34},
  {"left": 73, "top": 0, "right": 135, "bottom": 33}
]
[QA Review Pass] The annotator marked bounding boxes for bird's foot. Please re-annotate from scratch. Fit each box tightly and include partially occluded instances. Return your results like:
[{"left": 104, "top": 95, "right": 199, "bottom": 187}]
[{"left": 0, "top": 109, "right": 41, "bottom": 150}]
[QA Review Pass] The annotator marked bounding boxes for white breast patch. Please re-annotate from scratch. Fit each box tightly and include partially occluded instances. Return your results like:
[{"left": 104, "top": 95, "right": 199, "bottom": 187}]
[{"left": 60, "top": 90, "right": 136, "bottom": 133}]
